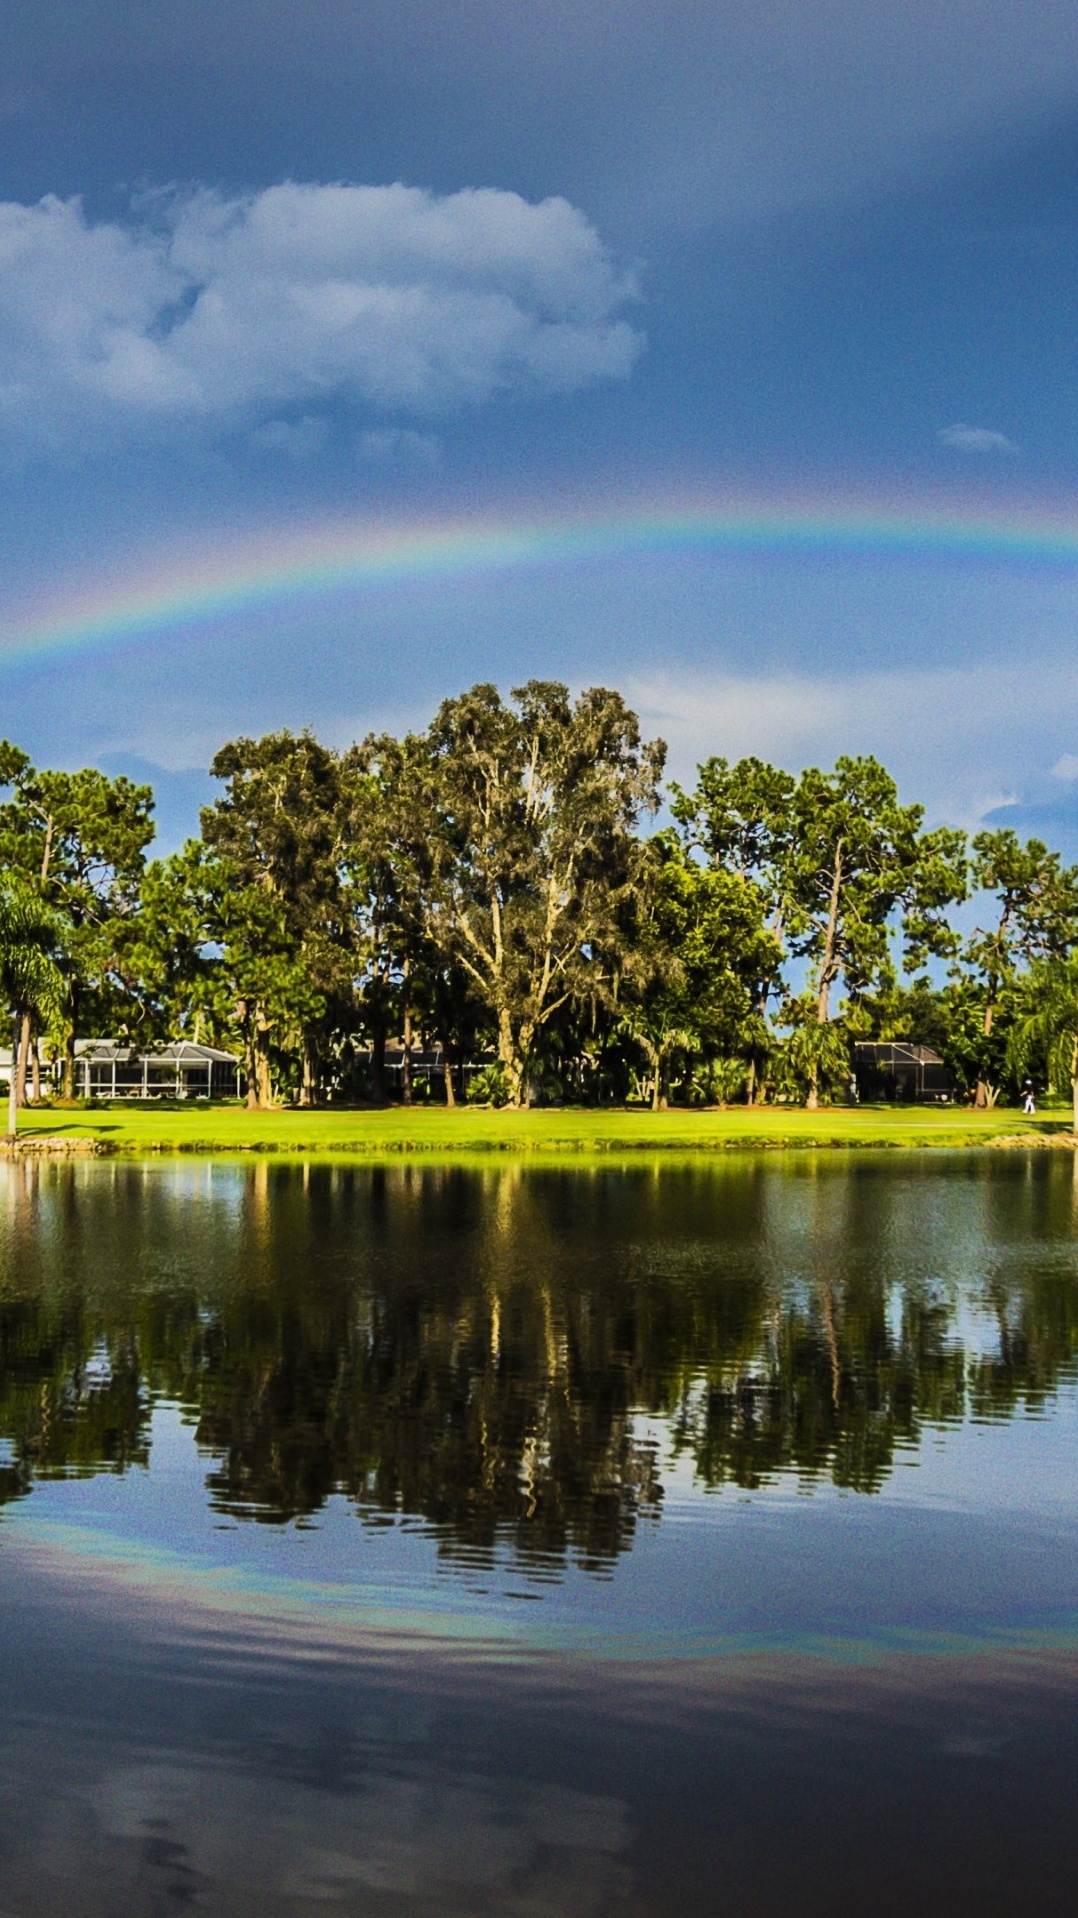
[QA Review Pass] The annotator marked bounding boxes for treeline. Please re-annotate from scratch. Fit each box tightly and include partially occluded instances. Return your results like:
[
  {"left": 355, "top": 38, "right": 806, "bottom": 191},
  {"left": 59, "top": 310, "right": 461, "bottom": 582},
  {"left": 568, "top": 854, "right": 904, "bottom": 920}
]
[{"left": 2, "top": 678, "right": 1078, "bottom": 1115}]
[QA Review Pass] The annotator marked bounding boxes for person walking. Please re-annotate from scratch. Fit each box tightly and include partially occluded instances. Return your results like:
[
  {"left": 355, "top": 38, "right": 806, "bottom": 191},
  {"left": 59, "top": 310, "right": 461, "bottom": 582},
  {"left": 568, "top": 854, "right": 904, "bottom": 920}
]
[{"left": 1022, "top": 1077, "right": 1036, "bottom": 1116}]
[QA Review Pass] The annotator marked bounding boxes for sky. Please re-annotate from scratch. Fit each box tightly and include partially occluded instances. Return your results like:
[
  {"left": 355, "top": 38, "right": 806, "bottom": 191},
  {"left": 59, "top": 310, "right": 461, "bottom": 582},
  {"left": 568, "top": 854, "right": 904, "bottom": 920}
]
[{"left": 3, "top": 0, "right": 1078, "bottom": 849}]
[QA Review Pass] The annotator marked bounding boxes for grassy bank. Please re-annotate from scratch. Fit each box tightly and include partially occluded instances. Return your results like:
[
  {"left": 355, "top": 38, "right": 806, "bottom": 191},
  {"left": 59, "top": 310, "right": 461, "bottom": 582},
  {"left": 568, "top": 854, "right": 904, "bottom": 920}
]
[{"left": 5, "top": 1101, "right": 1072, "bottom": 1155}]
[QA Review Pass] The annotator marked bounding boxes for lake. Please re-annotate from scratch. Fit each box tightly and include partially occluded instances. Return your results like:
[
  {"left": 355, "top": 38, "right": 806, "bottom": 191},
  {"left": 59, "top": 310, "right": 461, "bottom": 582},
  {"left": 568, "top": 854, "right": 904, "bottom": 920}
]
[{"left": 1, "top": 1151, "right": 1077, "bottom": 1915}]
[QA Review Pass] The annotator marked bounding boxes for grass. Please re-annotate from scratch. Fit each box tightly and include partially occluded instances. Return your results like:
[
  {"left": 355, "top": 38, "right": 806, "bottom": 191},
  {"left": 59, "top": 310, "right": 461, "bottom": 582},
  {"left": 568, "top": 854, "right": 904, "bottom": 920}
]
[{"left": 6, "top": 1099, "right": 1073, "bottom": 1156}]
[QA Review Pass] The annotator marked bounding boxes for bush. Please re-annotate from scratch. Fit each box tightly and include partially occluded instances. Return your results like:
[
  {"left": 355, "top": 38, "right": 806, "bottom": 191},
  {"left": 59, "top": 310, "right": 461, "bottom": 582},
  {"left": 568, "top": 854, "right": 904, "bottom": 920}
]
[
  {"left": 691, "top": 1058, "right": 750, "bottom": 1106},
  {"left": 466, "top": 1063, "right": 510, "bottom": 1107},
  {"left": 772, "top": 1009, "right": 852, "bottom": 1104}
]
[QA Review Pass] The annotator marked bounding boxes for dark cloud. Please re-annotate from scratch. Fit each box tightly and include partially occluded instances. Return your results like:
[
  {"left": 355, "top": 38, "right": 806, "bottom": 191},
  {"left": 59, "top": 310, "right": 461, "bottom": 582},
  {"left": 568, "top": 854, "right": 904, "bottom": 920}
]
[{"left": 4, "top": 2, "right": 1078, "bottom": 234}]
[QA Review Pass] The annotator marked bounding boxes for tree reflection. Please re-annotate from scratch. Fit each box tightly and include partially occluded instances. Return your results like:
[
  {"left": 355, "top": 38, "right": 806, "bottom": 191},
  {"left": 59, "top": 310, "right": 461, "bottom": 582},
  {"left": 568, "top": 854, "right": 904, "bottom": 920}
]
[{"left": 0, "top": 1157, "right": 1076, "bottom": 1568}]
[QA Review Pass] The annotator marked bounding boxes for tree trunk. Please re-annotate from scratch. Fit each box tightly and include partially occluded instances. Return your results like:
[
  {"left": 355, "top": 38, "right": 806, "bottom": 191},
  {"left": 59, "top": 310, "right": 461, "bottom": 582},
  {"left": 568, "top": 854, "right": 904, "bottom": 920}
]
[
  {"left": 816, "top": 844, "right": 844, "bottom": 1026},
  {"left": 15, "top": 1014, "right": 30, "bottom": 1111},
  {"left": 497, "top": 1007, "right": 527, "bottom": 1108},
  {"left": 442, "top": 1046, "right": 456, "bottom": 1109},
  {"left": 806, "top": 844, "right": 842, "bottom": 1109},
  {"left": 753, "top": 964, "right": 775, "bottom": 1109},
  {"left": 245, "top": 1006, "right": 273, "bottom": 1110},
  {"left": 503, "top": 1062, "right": 526, "bottom": 1108},
  {"left": 258, "top": 1024, "right": 273, "bottom": 1108},
  {"left": 401, "top": 968, "right": 413, "bottom": 1108},
  {"left": 7, "top": 1016, "right": 18, "bottom": 1141},
  {"left": 21, "top": 820, "right": 56, "bottom": 1116},
  {"left": 244, "top": 1027, "right": 259, "bottom": 1110},
  {"left": 299, "top": 1032, "right": 318, "bottom": 1107},
  {"left": 63, "top": 985, "right": 78, "bottom": 1100},
  {"left": 975, "top": 988, "right": 997, "bottom": 1108},
  {"left": 30, "top": 1038, "right": 40, "bottom": 1105},
  {"left": 640, "top": 1040, "right": 662, "bottom": 1111}
]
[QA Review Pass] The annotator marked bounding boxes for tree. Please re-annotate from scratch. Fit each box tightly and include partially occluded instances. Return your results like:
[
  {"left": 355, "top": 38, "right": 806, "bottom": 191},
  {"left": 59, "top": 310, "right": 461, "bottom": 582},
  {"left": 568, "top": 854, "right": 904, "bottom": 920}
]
[
  {"left": 405, "top": 682, "right": 664, "bottom": 1107},
  {"left": 672, "top": 754, "right": 796, "bottom": 892},
  {"left": 181, "top": 841, "right": 329, "bottom": 1109},
  {"left": 672, "top": 756, "right": 794, "bottom": 1093},
  {"left": 200, "top": 732, "right": 355, "bottom": 1107},
  {"left": 772, "top": 995, "right": 854, "bottom": 1106},
  {"left": 617, "top": 835, "right": 780, "bottom": 1108},
  {"left": 111, "top": 847, "right": 228, "bottom": 1051},
  {"left": 0, "top": 886, "right": 65, "bottom": 1139},
  {"left": 345, "top": 731, "right": 452, "bottom": 1105},
  {"left": 0, "top": 751, "right": 154, "bottom": 1098},
  {"left": 851, "top": 974, "right": 954, "bottom": 1052},
  {"left": 954, "top": 830, "right": 1078, "bottom": 1107},
  {"left": 780, "top": 758, "right": 966, "bottom": 1107},
  {"left": 1008, "top": 955, "right": 1078, "bottom": 1131}
]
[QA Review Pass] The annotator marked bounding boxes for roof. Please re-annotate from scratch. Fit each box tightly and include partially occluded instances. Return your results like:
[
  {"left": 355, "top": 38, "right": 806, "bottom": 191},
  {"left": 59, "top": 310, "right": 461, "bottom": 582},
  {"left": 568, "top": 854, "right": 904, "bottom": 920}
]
[
  {"left": 852, "top": 1041, "right": 944, "bottom": 1066},
  {"left": 74, "top": 1039, "right": 239, "bottom": 1064}
]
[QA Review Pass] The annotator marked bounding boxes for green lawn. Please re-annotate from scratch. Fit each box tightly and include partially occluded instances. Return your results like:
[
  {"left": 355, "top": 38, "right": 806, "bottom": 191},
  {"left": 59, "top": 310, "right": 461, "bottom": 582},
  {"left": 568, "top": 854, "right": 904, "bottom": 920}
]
[{"left": 7, "top": 1100, "right": 1073, "bottom": 1155}]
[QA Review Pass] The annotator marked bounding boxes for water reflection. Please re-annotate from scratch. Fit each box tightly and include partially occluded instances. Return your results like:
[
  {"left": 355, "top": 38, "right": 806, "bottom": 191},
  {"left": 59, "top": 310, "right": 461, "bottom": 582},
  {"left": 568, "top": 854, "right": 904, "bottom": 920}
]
[{"left": 1, "top": 1155, "right": 1077, "bottom": 1568}]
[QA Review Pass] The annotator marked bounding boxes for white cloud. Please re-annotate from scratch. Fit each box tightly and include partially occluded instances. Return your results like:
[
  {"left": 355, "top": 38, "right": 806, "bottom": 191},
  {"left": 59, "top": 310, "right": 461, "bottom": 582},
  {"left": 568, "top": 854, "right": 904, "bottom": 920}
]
[
  {"left": 1051, "top": 753, "right": 1078, "bottom": 781},
  {"left": 0, "top": 182, "right": 642, "bottom": 447},
  {"left": 938, "top": 423, "right": 1019, "bottom": 454},
  {"left": 82, "top": 659, "right": 1074, "bottom": 847},
  {"left": 628, "top": 661, "right": 1078, "bottom": 828}
]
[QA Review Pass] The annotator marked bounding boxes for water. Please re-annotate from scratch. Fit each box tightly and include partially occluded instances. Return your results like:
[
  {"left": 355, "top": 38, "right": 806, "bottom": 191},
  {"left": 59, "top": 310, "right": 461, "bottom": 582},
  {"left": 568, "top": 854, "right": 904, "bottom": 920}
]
[{"left": 1, "top": 1151, "right": 1077, "bottom": 1914}]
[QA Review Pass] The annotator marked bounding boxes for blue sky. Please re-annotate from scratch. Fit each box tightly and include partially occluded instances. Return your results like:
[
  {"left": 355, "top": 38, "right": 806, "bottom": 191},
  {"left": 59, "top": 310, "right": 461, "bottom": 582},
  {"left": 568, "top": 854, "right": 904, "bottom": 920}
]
[{"left": 3, "top": 0, "right": 1078, "bottom": 848}]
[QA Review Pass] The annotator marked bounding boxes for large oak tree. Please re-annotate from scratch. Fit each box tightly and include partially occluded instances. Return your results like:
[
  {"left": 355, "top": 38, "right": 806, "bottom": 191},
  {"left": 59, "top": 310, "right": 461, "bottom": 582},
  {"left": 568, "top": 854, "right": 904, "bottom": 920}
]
[{"left": 404, "top": 682, "right": 664, "bottom": 1106}]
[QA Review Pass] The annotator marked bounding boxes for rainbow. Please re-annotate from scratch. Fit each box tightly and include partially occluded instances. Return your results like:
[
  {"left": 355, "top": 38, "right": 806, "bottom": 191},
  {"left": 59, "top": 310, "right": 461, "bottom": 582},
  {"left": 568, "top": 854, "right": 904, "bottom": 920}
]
[{"left": 4, "top": 487, "right": 1078, "bottom": 673}]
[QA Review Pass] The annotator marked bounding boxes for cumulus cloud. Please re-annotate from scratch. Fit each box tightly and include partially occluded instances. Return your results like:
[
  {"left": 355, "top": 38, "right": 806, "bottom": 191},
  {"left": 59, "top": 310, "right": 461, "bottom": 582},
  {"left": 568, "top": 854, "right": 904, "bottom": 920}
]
[
  {"left": 628, "top": 660, "right": 1078, "bottom": 829},
  {"left": 1051, "top": 753, "right": 1078, "bottom": 781},
  {"left": 938, "top": 423, "right": 1019, "bottom": 454},
  {"left": 0, "top": 182, "right": 642, "bottom": 447}
]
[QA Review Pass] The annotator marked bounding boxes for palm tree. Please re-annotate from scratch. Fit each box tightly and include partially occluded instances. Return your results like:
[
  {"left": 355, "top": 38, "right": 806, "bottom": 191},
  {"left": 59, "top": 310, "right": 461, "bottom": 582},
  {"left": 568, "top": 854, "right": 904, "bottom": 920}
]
[
  {"left": 1008, "top": 955, "right": 1078, "bottom": 1132},
  {"left": 780, "top": 995, "right": 852, "bottom": 1109},
  {"left": 0, "top": 887, "right": 65, "bottom": 1141}
]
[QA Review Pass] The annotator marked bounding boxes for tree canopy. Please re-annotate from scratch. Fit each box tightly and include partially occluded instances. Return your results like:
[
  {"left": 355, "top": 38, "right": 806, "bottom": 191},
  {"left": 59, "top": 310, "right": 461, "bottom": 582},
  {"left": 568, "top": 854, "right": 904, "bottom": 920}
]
[{"left": 1, "top": 686, "right": 1076, "bottom": 1114}]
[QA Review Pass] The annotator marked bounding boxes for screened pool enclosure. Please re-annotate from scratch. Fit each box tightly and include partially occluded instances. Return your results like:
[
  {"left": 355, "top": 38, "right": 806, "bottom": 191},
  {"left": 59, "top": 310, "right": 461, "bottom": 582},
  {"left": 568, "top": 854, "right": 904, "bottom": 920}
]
[
  {"left": 0, "top": 1039, "right": 242, "bottom": 1101},
  {"left": 72, "top": 1041, "right": 242, "bottom": 1100}
]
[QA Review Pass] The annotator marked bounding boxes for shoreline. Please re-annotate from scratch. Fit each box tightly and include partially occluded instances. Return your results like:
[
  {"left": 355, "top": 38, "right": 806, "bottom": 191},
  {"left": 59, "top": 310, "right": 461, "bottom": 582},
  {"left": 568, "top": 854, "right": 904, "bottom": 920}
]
[{"left": 0, "top": 1105, "right": 1075, "bottom": 1157}]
